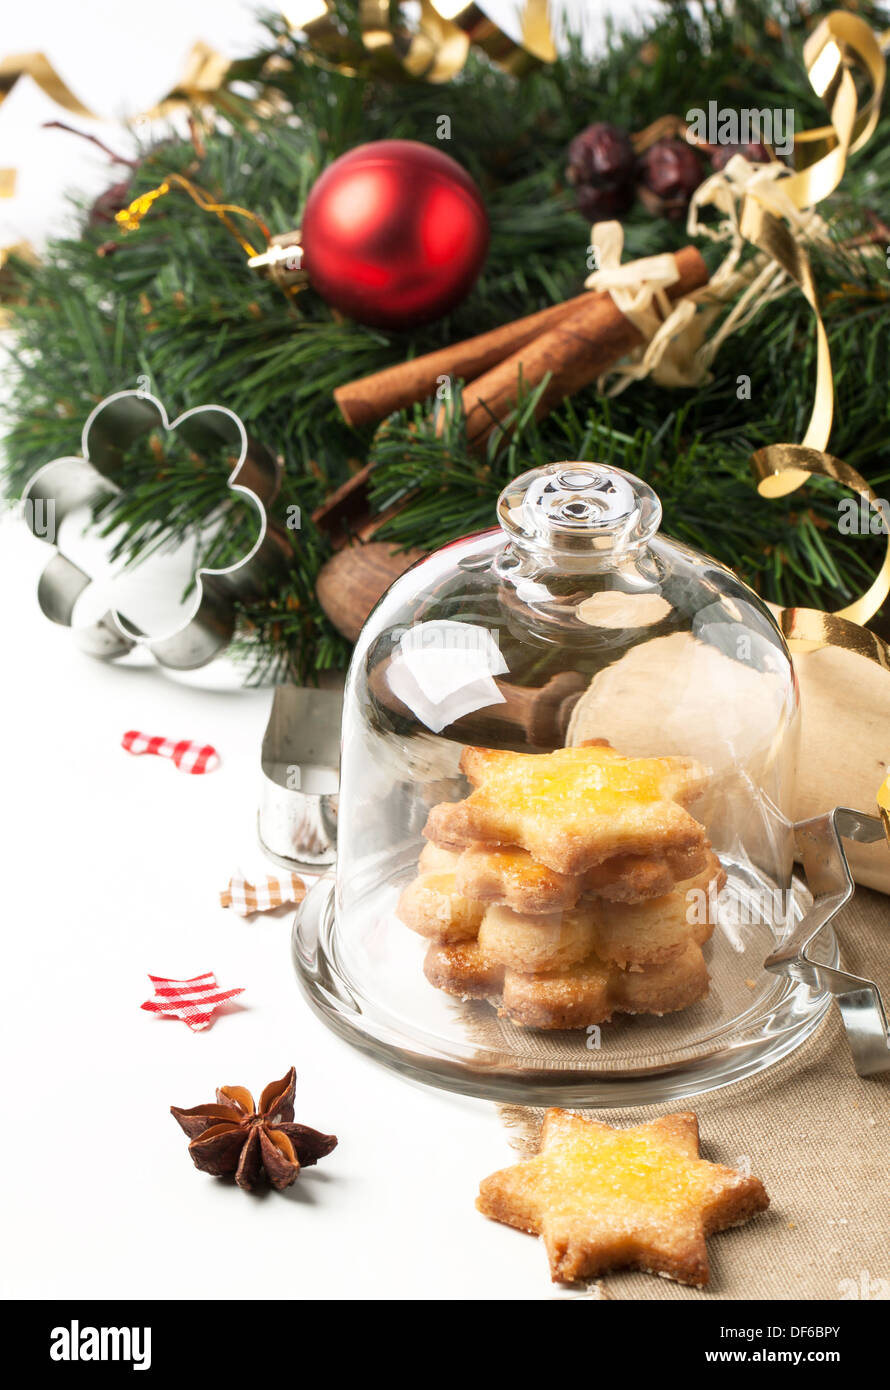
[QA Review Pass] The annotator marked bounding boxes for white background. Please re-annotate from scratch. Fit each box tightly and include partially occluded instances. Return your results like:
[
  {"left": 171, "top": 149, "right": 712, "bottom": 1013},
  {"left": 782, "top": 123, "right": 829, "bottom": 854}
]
[
  {"left": 1, "top": 520, "right": 555, "bottom": 1301},
  {"left": 1, "top": 1, "right": 659, "bottom": 1301}
]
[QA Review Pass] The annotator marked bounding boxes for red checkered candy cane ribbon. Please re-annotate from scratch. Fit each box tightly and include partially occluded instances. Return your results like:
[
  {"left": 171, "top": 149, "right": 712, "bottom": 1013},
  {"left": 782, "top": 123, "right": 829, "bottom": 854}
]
[
  {"left": 122, "top": 730, "right": 220, "bottom": 774},
  {"left": 140, "top": 972, "right": 244, "bottom": 1031},
  {"left": 220, "top": 872, "right": 307, "bottom": 917}
]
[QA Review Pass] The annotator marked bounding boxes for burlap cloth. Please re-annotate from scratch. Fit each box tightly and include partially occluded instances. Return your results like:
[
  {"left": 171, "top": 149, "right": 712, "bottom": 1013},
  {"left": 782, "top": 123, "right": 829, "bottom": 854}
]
[{"left": 493, "top": 886, "right": 890, "bottom": 1301}]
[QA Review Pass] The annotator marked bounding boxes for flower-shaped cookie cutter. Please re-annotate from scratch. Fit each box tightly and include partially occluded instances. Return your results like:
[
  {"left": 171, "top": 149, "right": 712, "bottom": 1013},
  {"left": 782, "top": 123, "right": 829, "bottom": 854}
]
[
  {"left": 22, "top": 389, "right": 290, "bottom": 669},
  {"left": 766, "top": 809, "right": 890, "bottom": 1076}
]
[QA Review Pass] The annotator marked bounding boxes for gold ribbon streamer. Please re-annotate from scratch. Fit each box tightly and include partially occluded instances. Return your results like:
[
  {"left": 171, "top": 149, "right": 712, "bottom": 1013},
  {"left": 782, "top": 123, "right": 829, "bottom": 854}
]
[
  {"left": 291, "top": 0, "right": 555, "bottom": 82},
  {"left": 739, "top": 200, "right": 833, "bottom": 485},
  {"left": 0, "top": 52, "right": 97, "bottom": 197},
  {"left": 751, "top": 443, "right": 890, "bottom": 634},
  {"left": 114, "top": 175, "right": 309, "bottom": 303},
  {"left": 736, "top": 14, "right": 889, "bottom": 659},
  {"left": 138, "top": 41, "right": 235, "bottom": 120},
  {"left": 739, "top": 12, "right": 890, "bottom": 840},
  {"left": 741, "top": 12, "right": 885, "bottom": 471},
  {"left": 0, "top": 41, "right": 238, "bottom": 200},
  {"left": 0, "top": 51, "right": 96, "bottom": 115},
  {"left": 115, "top": 174, "right": 271, "bottom": 260},
  {"left": 786, "top": 13, "right": 885, "bottom": 203}
]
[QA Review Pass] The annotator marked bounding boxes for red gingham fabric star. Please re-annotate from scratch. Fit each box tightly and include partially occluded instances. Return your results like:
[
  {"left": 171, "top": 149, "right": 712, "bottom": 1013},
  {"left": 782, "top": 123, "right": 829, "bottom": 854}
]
[
  {"left": 141, "top": 972, "right": 244, "bottom": 1032},
  {"left": 122, "top": 730, "right": 220, "bottom": 774}
]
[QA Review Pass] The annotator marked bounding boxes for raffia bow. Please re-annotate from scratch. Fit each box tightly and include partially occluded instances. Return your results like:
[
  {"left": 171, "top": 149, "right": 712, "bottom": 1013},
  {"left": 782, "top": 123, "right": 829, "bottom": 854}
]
[{"left": 582, "top": 224, "right": 705, "bottom": 390}]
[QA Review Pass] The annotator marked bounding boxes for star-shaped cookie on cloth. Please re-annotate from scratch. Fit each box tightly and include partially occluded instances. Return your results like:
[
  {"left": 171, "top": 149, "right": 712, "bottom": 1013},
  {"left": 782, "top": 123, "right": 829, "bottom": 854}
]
[
  {"left": 477, "top": 1108, "right": 768, "bottom": 1286},
  {"left": 424, "top": 741, "right": 708, "bottom": 875}
]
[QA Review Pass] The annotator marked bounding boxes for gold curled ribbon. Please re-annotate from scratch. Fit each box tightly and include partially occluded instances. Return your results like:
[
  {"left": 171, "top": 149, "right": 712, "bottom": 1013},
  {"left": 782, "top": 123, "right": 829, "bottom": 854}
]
[
  {"left": 739, "top": 12, "right": 890, "bottom": 842},
  {"left": 0, "top": 51, "right": 96, "bottom": 115},
  {"left": 726, "top": 13, "right": 890, "bottom": 665},
  {"left": 741, "top": 12, "right": 885, "bottom": 467},
  {"left": 115, "top": 174, "right": 271, "bottom": 260},
  {"left": 114, "top": 175, "right": 309, "bottom": 303},
  {"left": 751, "top": 443, "right": 890, "bottom": 634},
  {"left": 0, "top": 51, "right": 97, "bottom": 197},
  {"left": 0, "top": 41, "right": 239, "bottom": 200},
  {"left": 137, "top": 41, "right": 235, "bottom": 121},
  {"left": 289, "top": 0, "right": 555, "bottom": 82},
  {"left": 785, "top": 12, "right": 885, "bottom": 204}
]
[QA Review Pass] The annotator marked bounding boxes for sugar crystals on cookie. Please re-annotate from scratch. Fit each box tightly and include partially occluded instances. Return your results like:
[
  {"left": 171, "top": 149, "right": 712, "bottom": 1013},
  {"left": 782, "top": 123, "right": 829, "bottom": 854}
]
[
  {"left": 397, "top": 736, "right": 719, "bottom": 1033},
  {"left": 424, "top": 741, "right": 708, "bottom": 875},
  {"left": 477, "top": 1108, "right": 769, "bottom": 1286}
]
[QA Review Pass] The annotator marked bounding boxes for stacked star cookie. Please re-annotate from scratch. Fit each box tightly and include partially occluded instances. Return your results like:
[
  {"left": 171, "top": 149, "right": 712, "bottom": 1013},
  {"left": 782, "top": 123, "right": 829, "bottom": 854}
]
[{"left": 396, "top": 739, "right": 723, "bottom": 1030}]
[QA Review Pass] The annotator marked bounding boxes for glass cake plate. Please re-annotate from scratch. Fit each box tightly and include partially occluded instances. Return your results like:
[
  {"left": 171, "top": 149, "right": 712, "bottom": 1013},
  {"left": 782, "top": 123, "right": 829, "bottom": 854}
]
[{"left": 293, "top": 857, "right": 838, "bottom": 1107}]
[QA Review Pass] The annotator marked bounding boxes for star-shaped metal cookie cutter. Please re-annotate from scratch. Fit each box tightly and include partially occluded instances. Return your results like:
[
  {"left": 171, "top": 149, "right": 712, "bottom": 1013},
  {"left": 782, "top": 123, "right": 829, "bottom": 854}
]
[
  {"left": 766, "top": 809, "right": 890, "bottom": 1076},
  {"left": 22, "top": 388, "right": 290, "bottom": 669}
]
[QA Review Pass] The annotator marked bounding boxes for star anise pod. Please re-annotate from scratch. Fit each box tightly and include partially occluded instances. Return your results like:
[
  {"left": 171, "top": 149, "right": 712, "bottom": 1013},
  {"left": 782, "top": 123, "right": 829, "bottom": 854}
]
[{"left": 171, "top": 1066, "right": 336, "bottom": 1192}]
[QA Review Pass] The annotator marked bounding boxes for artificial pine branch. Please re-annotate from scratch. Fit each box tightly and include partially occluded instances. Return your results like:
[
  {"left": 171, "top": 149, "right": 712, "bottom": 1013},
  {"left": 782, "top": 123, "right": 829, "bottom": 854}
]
[{"left": 2, "top": 0, "right": 889, "bottom": 679}]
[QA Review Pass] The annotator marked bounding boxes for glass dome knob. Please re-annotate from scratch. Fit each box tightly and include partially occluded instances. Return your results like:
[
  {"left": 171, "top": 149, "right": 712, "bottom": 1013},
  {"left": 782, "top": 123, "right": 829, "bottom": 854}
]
[{"left": 497, "top": 462, "right": 662, "bottom": 562}]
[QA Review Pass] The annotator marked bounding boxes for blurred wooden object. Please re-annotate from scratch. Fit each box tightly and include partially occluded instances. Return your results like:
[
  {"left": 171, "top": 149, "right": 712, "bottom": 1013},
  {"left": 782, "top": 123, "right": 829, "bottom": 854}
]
[{"left": 316, "top": 541, "right": 426, "bottom": 642}]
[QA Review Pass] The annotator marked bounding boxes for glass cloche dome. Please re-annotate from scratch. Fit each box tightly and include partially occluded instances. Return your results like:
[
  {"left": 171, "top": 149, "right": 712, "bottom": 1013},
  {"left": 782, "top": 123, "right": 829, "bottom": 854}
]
[{"left": 294, "top": 461, "right": 836, "bottom": 1104}]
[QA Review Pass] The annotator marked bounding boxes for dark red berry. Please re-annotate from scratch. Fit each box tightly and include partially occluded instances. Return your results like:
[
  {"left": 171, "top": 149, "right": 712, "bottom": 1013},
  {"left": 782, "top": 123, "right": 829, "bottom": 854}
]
[
  {"left": 566, "top": 122, "right": 636, "bottom": 221},
  {"left": 637, "top": 139, "right": 704, "bottom": 220},
  {"left": 709, "top": 141, "right": 773, "bottom": 172}
]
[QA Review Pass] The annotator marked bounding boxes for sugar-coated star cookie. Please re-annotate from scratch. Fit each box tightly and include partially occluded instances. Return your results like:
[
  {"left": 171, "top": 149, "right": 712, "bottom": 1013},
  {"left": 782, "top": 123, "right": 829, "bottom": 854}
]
[
  {"left": 397, "top": 867, "right": 484, "bottom": 942},
  {"left": 591, "top": 855, "right": 724, "bottom": 966},
  {"left": 455, "top": 840, "right": 711, "bottom": 913},
  {"left": 399, "top": 853, "right": 722, "bottom": 971},
  {"left": 477, "top": 1108, "right": 769, "bottom": 1285},
  {"left": 500, "top": 938, "right": 709, "bottom": 1028},
  {"left": 424, "top": 741, "right": 708, "bottom": 875},
  {"left": 423, "top": 935, "right": 710, "bottom": 1029},
  {"left": 418, "top": 843, "right": 461, "bottom": 875}
]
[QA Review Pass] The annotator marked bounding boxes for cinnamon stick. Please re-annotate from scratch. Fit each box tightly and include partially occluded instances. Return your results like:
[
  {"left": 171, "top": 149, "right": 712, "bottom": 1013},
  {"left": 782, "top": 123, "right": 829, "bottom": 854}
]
[
  {"left": 334, "top": 292, "right": 596, "bottom": 429},
  {"left": 461, "top": 245, "right": 709, "bottom": 450},
  {"left": 311, "top": 462, "right": 375, "bottom": 540},
  {"left": 312, "top": 461, "right": 418, "bottom": 549}
]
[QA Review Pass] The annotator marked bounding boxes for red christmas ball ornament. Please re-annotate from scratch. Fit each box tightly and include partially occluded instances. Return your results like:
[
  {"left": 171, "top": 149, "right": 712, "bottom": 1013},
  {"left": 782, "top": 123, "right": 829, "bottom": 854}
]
[{"left": 300, "top": 140, "right": 489, "bottom": 331}]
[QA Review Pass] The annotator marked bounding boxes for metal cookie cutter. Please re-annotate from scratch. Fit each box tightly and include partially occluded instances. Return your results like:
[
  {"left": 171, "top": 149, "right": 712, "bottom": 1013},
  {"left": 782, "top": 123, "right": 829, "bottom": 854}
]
[
  {"left": 22, "top": 388, "right": 290, "bottom": 670},
  {"left": 766, "top": 809, "right": 890, "bottom": 1076},
  {"left": 258, "top": 680, "right": 344, "bottom": 874}
]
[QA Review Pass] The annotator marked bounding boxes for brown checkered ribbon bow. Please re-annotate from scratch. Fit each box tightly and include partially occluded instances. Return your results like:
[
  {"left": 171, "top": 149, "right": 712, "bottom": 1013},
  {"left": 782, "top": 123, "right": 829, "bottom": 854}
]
[{"left": 220, "top": 872, "right": 307, "bottom": 918}]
